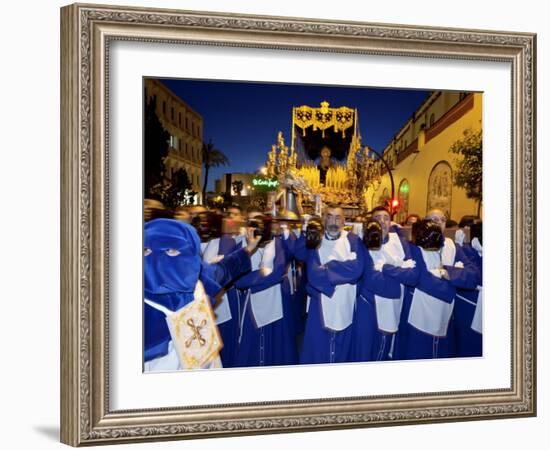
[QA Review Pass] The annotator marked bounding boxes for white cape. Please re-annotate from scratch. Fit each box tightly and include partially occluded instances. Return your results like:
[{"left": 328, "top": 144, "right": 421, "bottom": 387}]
[
  {"left": 248, "top": 240, "right": 283, "bottom": 328},
  {"left": 370, "top": 233, "right": 406, "bottom": 333},
  {"left": 318, "top": 231, "right": 357, "bottom": 331},
  {"left": 408, "top": 246, "right": 454, "bottom": 337}
]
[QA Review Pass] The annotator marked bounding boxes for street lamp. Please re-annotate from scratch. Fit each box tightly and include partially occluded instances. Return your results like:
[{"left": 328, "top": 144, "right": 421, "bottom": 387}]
[{"left": 365, "top": 146, "right": 396, "bottom": 216}]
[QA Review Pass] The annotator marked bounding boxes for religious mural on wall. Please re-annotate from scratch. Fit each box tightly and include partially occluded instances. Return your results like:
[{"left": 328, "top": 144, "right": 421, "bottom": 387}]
[{"left": 427, "top": 161, "right": 452, "bottom": 217}]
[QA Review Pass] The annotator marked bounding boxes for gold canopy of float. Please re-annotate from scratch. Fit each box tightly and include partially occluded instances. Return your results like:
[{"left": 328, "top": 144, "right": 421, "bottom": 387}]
[{"left": 264, "top": 101, "right": 383, "bottom": 219}]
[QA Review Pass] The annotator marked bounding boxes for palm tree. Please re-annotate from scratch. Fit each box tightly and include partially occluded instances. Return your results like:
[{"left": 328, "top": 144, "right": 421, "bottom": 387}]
[{"left": 201, "top": 139, "right": 230, "bottom": 203}]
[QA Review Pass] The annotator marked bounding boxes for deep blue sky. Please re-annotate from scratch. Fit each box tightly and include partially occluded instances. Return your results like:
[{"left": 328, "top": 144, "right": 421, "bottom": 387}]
[{"left": 160, "top": 78, "right": 430, "bottom": 190}]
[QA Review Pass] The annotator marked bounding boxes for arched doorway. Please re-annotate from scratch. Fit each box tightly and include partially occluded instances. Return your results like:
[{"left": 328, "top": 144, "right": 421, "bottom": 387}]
[
  {"left": 396, "top": 179, "right": 410, "bottom": 224},
  {"left": 427, "top": 161, "right": 453, "bottom": 219}
]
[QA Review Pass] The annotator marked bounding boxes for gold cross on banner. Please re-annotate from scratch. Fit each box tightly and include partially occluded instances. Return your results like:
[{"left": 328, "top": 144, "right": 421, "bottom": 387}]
[{"left": 185, "top": 318, "right": 207, "bottom": 347}]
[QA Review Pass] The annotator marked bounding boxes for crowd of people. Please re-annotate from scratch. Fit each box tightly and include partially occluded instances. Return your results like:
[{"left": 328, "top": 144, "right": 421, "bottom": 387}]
[{"left": 143, "top": 199, "right": 483, "bottom": 371}]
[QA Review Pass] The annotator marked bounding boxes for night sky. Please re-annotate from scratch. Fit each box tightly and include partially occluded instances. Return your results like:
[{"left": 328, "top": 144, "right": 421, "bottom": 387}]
[{"left": 159, "top": 78, "right": 431, "bottom": 191}]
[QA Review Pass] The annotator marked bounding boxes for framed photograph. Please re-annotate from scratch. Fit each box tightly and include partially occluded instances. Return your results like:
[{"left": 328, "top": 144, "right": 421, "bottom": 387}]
[{"left": 60, "top": 3, "right": 536, "bottom": 446}]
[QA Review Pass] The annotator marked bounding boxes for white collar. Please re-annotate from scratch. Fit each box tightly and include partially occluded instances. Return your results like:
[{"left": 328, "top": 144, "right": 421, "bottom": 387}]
[{"left": 324, "top": 231, "right": 342, "bottom": 241}]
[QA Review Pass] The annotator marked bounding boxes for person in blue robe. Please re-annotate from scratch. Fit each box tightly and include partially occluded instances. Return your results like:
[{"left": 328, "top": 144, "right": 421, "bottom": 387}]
[
  {"left": 300, "top": 207, "right": 365, "bottom": 365},
  {"left": 403, "top": 211, "right": 478, "bottom": 360},
  {"left": 201, "top": 232, "right": 245, "bottom": 368},
  {"left": 353, "top": 212, "right": 419, "bottom": 362},
  {"left": 279, "top": 224, "right": 309, "bottom": 337},
  {"left": 291, "top": 225, "right": 308, "bottom": 263},
  {"left": 234, "top": 219, "right": 298, "bottom": 367},
  {"left": 143, "top": 218, "right": 257, "bottom": 371},
  {"left": 452, "top": 222, "right": 483, "bottom": 357}
]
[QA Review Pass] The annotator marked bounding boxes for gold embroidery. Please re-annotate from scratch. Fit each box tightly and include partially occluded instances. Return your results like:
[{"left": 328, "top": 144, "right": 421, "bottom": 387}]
[
  {"left": 167, "top": 281, "right": 223, "bottom": 369},
  {"left": 293, "top": 102, "right": 355, "bottom": 138},
  {"left": 184, "top": 318, "right": 207, "bottom": 347}
]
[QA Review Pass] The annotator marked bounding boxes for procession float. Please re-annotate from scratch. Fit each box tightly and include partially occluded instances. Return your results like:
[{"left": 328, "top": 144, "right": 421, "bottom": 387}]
[{"left": 263, "top": 101, "right": 386, "bottom": 219}]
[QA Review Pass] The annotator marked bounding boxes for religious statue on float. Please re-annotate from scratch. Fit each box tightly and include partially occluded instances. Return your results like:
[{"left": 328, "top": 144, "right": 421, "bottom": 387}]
[{"left": 316, "top": 145, "right": 335, "bottom": 185}]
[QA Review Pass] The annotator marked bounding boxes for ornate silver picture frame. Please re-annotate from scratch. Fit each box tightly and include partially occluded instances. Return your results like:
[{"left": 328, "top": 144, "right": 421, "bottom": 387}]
[{"left": 60, "top": 3, "right": 536, "bottom": 446}]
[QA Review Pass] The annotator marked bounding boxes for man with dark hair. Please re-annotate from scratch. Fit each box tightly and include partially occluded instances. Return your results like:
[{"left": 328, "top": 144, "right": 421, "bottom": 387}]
[
  {"left": 458, "top": 215, "right": 478, "bottom": 230},
  {"left": 404, "top": 214, "right": 421, "bottom": 226},
  {"left": 371, "top": 205, "right": 405, "bottom": 238},
  {"left": 401, "top": 209, "right": 479, "bottom": 359},
  {"left": 234, "top": 212, "right": 299, "bottom": 367},
  {"left": 201, "top": 211, "right": 247, "bottom": 368},
  {"left": 353, "top": 207, "right": 419, "bottom": 361}
]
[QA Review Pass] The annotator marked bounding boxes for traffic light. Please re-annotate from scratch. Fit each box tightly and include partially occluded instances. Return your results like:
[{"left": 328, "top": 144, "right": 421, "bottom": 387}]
[{"left": 383, "top": 197, "right": 400, "bottom": 217}]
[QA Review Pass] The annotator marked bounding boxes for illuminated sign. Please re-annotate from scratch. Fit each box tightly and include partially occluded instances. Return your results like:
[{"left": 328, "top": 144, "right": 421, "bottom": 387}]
[{"left": 252, "top": 177, "right": 279, "bottom": 190}]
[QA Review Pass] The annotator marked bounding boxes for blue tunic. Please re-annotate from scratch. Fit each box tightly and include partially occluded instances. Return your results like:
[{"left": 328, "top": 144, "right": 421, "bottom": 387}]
[
  {"left": 353, "top": 234, "right": 419, "bottom": 362},
  {"left": 208, "top": 234, "right": 244, "bottom": 368},
  {"left": 282, "top": 231, "right": 308, "bottom": 336},
  {"left": 300, "top": 232, "right": 365, "bottom": 365},
  {"left": 292, "top": 233, "right": 308, "bottom": 263},
  {"left": 453, "top": 243, "right": 483, "bottom": 357},
  {"left": 403, "top": 241, "right": 478, "bottom": 360},
  {"left": 144, "top": 245, "right": 251, "bottom": 363},
  {"left": 234, "top": 237, "right": 298, "bottom": 367}
]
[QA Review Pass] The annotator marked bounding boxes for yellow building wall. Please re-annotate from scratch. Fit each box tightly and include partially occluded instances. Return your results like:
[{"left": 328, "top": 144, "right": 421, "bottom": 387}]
[{"left": 367, "top": 93, "right": 482, "bottom": 223}]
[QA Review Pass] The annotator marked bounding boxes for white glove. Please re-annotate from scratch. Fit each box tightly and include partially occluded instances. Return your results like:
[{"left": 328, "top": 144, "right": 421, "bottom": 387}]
[
  {"left": 384, "top": 256, "right": 400, "bottom": 267},
  {"left": 374, "top": 262, "right": 384, "bottom": 272},
  {"left": 471, "top": 237, "right": 483, "bottom": 256},
  {"left": 429, "top": 268, "right": 442, "bottom": 278},
  {"left": 208, "top": 255, "right": 224, "bottom": 264},
  {"left": 260, "top": 267, "right": 273, "bottom": 276},
  {"left": 328, "top": 252, "right": 357, "bottom": 264},
  {"left": 352, "top": 223, "right": 364, "bottom": 239},
  {"left": 455, "top": 229, "right": 466, "bottom": 246},
  {"left": 400, "top": 259, "right": 416, "bottom": 269},
  {"left": 454, "top": 261, "right": 464, "bottom": 269},
  {"left": 302, "top": 214, "right": 311, "bottom": 231}
]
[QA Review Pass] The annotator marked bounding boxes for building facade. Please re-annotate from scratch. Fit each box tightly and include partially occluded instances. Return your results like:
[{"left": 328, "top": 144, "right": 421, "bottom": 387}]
[
  {"left": 215, "top": 172, "right": 257, "bottom": 197},
  {"left": 366, "top": 91, "right": 482, "bottom": 223},
  {"left": 144, "top": 79, "right": 203, "bottom": 202}
]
